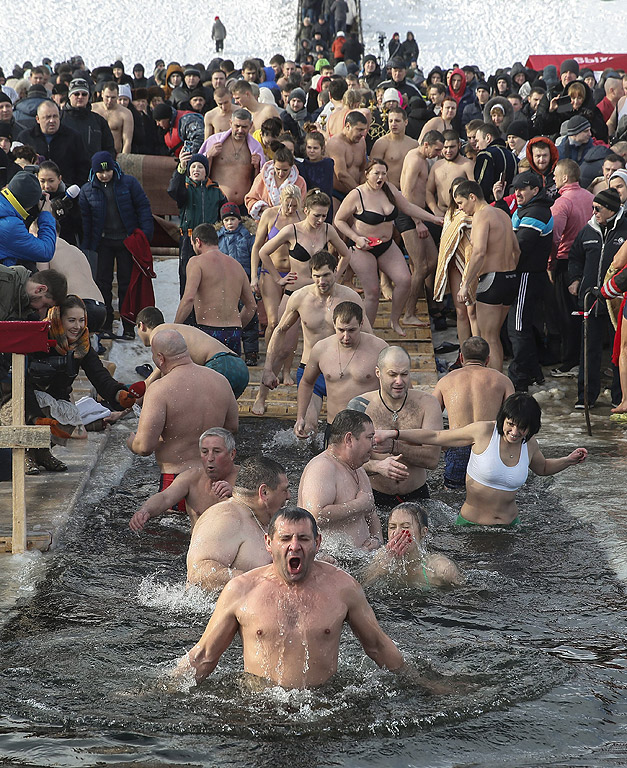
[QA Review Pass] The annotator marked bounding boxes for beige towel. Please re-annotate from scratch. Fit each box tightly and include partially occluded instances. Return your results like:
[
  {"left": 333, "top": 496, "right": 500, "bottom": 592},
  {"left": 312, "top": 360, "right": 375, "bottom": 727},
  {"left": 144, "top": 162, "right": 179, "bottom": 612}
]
[{"left": 434, "top": 209, "right": 475, "bottom": 303}]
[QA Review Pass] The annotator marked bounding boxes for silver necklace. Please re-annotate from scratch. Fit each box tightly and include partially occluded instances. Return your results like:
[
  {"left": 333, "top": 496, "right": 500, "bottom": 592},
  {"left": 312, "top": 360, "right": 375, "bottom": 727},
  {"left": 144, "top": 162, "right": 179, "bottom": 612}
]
[
  {"left": 337, "top": 340, "right": 359, "bottom": 379},
  {"left": 239, "top": 499, "right": 267, "bottom": 534}
]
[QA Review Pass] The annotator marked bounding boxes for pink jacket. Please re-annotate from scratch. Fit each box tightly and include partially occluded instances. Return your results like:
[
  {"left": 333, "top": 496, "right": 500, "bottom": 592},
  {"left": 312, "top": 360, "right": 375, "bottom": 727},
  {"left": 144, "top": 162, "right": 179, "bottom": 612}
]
[{"left": 549, "top": 182, "right": 594, "bottom": 267}]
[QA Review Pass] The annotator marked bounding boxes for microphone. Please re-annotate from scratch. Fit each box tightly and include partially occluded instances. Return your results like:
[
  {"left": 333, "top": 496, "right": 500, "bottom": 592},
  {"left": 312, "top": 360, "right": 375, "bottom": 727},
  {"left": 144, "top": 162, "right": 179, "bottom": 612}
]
[{"left": 50, "top": 184, "right": 80, "bottom": 218}]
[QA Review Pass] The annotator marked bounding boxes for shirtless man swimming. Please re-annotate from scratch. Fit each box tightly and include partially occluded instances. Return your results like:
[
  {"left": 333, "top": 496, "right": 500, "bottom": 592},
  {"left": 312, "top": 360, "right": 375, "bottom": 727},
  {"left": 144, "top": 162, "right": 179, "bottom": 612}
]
[
  {"left": 203, "top": 87, "right": 233, "bottom": 139},
  {"left": 398, "top": 130, "right": 444, "bottom": 326},
  {"left": 129, "top": 427, "right": 239, "bottom": 531},
  {"left": 254, "top": 250, "right": 371, "bottom": 428},
  {"left": 326, "top": 110, "right": 368, "bottom": 213},
  {"left": 186, "top": 456, "right": 290, "bottom": 591},
  {"left": 295, "top": 301, "right": 387, "bottom": 443},
  {"left": 177, "top": 506, "right": 404, "bottom": 689},
  {"left": 348, "top": 346, "right": 442, "bottom": 509},
  {"left": 199, "top": 108, "right": 264, "bottom": 208},
  {"left": 174, "top": 223, "right": 256, "bottom": 356},
  {"left": 454, "top": 180, "right": 520, "bottom": 371},
  {"left": 370, "top": 107, "right": 418, "bottom": 188},
  {"left": 91, "top": 81, "right": 133, "bottom": 154},
  {"left": 426, "top": 130, "right": 474, "bottom": 218},
  {"left": 136, "top": 306, "right": 250, "bottom": 399},
  {"left": 231, "top": 79, "right": 280, "bottom": 132},
  {"left": 127, "top": 329, "right": 238, "bottom": 478},
  {"left": 433, "top": 336, "right": 514, "bottom": 488}
]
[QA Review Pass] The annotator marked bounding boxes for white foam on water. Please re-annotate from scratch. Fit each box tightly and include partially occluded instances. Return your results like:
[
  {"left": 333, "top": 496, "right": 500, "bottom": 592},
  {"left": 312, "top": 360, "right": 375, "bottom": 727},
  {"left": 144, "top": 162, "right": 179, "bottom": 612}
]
[{"left": 136, "top": 575, "right": 217, "bottom": 616}]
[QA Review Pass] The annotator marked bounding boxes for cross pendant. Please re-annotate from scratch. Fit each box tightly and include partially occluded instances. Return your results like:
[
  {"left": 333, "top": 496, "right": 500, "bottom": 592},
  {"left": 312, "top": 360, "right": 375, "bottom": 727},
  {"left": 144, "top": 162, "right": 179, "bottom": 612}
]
[{"left": 392, "top": 412, "right": 399, "bottom": 422}]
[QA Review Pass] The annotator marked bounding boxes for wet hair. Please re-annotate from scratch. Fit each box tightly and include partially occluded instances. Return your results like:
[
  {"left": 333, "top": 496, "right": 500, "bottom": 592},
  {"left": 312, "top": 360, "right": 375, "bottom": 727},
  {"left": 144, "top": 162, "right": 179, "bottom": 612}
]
[
  {"left": 390, "top": 502, "right": 428, "bottom": 530},
  {"left": 136, "top": 306, "right": 165, "bottom": 328},
  {"left": 327, "top": 409, "right": 373, "bottom": 445},
  {"left": 192, "top": 223, "right": 218, "bottom": 245},
  {"left": 344, "top": 109, "right": 368, "bottom": 127},
  {"left": 422, "top": 129, "right": 445, "bottom": 146},
  {"left": 454, "top": 179, "right": 484, "bottom": 201},
  {"left": 364, "top": 157, "right": 396, "bottom": 205},
  {"left": 279, "top": 183, "right": 301, "bottom": 203},
  {"left": 460, "top": 335, "right": 489, "bottom": 362},
  {"left": 198, "top": 426, "right": 236, "bottom": 452},
  {"left": 377, "top": 345, "right": 411, "bottom": 369},
  {"left": 442, "top": 129, "right": 460, "bottom": 143},
  {"left": 554, "top": 158, "right": 580, "bottom": 181},
  {"left": 310, "top": 249, "right": 338, "bottom": 272},
  {"left": 273, "top": 146, "right": 294, "bottom": 165},
  {"left": 29, "top": 269, "right": 67, "bottom": 304},
  {"left": 235, "top": 455, "right": 286, "bottom": 492},
  {"left": 268, "top": 506, "right": 318, "bottom": 539},
  {"left": 304, "top": 188, "right": 330, "bottom": 209},
  {"left": 38, "top": 160, "right": 61, "bottom": 176},
  {"left": 260, "top": 116, "right": 283, "bottom": 136},
  {"left": 333, "top": 300, "right": 363, "bottom": 325},
  {"left": 496, "top": 393, "right": 541, "bottom": 441}
]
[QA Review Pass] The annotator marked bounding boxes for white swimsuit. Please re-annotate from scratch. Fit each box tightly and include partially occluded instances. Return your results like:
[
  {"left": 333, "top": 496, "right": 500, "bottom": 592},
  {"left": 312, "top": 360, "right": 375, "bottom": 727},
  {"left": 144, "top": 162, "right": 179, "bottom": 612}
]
[{"left": 466, "top": 425, "right": 529, "bottom": 492}]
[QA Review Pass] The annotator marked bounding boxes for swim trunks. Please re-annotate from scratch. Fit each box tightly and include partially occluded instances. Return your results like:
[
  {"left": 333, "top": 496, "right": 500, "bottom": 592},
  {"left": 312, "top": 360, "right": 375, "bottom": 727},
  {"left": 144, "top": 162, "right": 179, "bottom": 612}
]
[
  {"left": 159, "top": 473, "right": 186, "bottom": 513},
  {"left": 454, "top": 513, "right": 520, "bottom": 528},
  {"left": 475, "top": 271, "right": 519, "bottom": 306},
  {"left": 332, "top": 189, "right": 347, "bottom": 202},
  {"left": 395, "top": 211, "right": 416, "bottom": 233},
  {"left": 258, "top": 268, "right": 289, "bottom": 278},
  {"left": 444, "top": 445, "right": 472, "bottom": 489},
  {"left": 205, "top": 351, "right": 249, "bottom": 398},
  {"left": 373, "top": 484, "right": 430, "bottom": 511},
  {"left": 195, "top": 324, "right": 241, "bottom": 355},
  {"left": 296, "top": 361, "right": 327, "bottom": 398}
]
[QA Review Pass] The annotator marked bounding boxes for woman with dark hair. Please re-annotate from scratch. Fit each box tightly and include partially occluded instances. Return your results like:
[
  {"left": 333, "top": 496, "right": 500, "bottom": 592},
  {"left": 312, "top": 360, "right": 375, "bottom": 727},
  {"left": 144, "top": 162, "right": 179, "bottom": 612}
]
[
  {"left": 334, "top": 157, "right": 443, "bottom": 335},
  {"left": 375, "top": 393, "right": 587, "bottom": 527}
]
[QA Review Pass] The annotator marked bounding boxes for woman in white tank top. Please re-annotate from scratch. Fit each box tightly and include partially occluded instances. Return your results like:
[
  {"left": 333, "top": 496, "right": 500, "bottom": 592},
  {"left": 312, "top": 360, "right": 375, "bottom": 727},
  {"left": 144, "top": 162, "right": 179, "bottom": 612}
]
[{"left": 375, "top": 394, "right": 587, "bottom": 527}]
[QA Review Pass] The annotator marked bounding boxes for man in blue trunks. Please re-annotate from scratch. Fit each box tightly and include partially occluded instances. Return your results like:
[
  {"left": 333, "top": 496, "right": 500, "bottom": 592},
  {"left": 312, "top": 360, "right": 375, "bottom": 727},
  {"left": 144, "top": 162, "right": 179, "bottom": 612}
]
[
  {"left": 136, "top": 307, "right": 250, "bottom": 398},
  {"left": 174, "top": 223, "right": 256, "bottom": 356},
  {"left": 254, "top": 250, "right": 371, "bottom": 430}
]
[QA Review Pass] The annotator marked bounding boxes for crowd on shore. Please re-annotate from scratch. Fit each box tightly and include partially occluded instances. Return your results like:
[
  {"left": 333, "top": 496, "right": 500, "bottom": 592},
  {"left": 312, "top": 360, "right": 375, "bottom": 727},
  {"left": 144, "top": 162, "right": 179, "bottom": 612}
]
[{"left": 1, "top": 34, "right": 621, "bottom": 688}]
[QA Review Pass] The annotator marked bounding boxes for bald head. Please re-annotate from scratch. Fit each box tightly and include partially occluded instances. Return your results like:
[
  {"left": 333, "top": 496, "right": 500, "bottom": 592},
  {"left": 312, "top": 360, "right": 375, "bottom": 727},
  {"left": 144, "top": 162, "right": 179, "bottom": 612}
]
[
  {"left": 152, "top": 329, "right": 189, "bottom": 359},
  {"left": 377, "top": 345, "right": 411, "bottom": 370}
]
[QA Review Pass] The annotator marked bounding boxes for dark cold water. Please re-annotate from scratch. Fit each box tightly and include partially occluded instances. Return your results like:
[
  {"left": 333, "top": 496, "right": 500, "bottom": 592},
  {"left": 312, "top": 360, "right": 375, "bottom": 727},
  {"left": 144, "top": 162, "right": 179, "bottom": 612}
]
[{"left": 0, "top": 416, "right": 626, "bottom": 768}]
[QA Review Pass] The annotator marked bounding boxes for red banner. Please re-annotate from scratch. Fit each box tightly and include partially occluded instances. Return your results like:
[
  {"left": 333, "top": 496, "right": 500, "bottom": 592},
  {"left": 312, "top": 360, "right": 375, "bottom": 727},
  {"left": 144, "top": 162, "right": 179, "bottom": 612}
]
[{"left": 525, "top": 53, "right": 627, "bottom": 72}]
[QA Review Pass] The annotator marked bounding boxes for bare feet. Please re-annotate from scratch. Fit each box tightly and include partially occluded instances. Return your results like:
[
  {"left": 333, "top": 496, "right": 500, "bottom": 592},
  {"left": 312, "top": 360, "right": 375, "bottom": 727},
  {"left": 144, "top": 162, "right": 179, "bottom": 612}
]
[
  {"left": 402, "top": 315, "right": 430, "bottom": 327},
  {"left": 251, "top": 394, "right": 266, "bottom": 416},
  {"left": 390, "top": 321, "right": 406, "bottom": 337},
  {"left": 611, "top": 403, "right": 627, "bottom": 414},
  {"left": 281, "top": 370, "right": 295, "bottom": 386}
]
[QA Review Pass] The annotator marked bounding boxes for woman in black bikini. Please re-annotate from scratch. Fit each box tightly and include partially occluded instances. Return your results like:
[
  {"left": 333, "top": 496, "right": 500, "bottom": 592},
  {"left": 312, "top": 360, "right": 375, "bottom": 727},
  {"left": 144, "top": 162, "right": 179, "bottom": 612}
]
[{"left": 335, "top": 158, "right": 444, "bottom": 336}]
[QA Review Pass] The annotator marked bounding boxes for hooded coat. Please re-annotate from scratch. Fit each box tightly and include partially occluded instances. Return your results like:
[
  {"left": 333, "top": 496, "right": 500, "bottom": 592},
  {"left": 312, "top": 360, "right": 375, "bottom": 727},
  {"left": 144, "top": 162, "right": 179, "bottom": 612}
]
[
  {"left": 483, "top": 95, "right": 515, "bottom": 137},
  {"left": 447, "top": 67, "right": 474, "bottom": 115},
  {"left": 526, "top": 136, "right": 559, "bottom": 201}
]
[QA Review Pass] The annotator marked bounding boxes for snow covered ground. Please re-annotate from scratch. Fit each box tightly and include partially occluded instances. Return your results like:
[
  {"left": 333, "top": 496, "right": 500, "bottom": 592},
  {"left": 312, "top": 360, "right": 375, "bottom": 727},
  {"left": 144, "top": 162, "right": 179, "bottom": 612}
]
[{"left": 4, "top": 0, "right": 626, "bottom": 76}]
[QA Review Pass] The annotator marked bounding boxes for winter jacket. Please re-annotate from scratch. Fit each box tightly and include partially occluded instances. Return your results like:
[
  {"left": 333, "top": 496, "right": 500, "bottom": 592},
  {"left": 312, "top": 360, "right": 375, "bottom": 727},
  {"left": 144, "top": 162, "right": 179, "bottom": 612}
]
[
  {"left": 568, "top": 208, "right": 627, "bottom": 314},
  {"left": 158, "top": 108, "right": 203, "bottom": 157},
  {"left": 0, "top": 264, "right": 31, "bottom": 319},
  {"left": 376, "top": 76, "right": 423, "bottom": 104},
  {"left": 474, "top": 137, "right": 517, "bottom": 203},
  {"left": 558, "top": 136, "right": 596, "bottom": 167},
  {"left": 61, "top": 103, "right": 115, "bottom": 158},
  {"left": 212, "top": 19, "right": 227, "bottom": 41},
  {"left": 167, "top": 166, "right": 227, "bottom": 233},
  {"left": 511, "top": 189, "right": 554, "bottom": 272},
  {"left": 448, "top": 67, "right": 474, "bottom": 116},
  {"left": 578, "top": 144, "right": 613, "bottom": 190},
  {"left": 0, "top": 192, "right": 56, "bottom": 268},
  {"left": 526, "top": 136, "right": 559, "bottom": 202},
  {"left": 400, "top": 36, "right": 419, "bottom": 65},
  {"left": 549, "top": 182, "right": 594, "bottom": 266},
  {"left": 482, "top": 95, "right": 515, "bottom": 137},
  {"left": 16, "top": 123, "right": 90, "bottom": 186},
  {"left": 13, "top": 93, "right": 48, "bottom": 130},
  {"left": 79, "top": 161, "right": 153, "bottom": 252},
  {"left": 217, "top": 223, "right": 255, "bottom": 277},
  {"left": 537, "top": 81, "right": 608, "bottom": 143}
]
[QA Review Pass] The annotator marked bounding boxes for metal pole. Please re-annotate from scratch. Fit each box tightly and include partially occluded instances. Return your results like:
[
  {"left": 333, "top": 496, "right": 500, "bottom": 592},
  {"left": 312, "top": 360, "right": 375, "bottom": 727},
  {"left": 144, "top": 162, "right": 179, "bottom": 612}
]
[{"left": 583, "top": 290, "right": 593, "bottom": 437}]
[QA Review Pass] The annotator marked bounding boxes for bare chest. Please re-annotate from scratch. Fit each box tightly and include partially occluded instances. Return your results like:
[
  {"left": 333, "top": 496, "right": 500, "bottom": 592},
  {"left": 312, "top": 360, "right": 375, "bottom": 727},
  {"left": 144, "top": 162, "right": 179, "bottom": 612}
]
[{"left": 217, "top": 140, "right": 252, "bottom": 167}]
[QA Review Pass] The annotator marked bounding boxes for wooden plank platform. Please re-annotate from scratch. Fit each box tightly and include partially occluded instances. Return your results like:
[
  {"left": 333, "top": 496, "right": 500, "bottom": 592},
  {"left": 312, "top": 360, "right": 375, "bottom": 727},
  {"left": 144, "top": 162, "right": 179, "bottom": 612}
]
[{"left": 238, "top": 298, "right": 437, "bottom": 417}]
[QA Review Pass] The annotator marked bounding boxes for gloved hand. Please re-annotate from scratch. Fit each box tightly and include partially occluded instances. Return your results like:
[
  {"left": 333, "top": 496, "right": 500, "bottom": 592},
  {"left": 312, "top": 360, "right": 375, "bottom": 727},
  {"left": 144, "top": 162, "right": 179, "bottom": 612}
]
[
  {"left": 117, "top": 381, "right": 146, "bottom": 408},
  {"left": 35, "top": 417, "right": 72, "bottom": 440}
]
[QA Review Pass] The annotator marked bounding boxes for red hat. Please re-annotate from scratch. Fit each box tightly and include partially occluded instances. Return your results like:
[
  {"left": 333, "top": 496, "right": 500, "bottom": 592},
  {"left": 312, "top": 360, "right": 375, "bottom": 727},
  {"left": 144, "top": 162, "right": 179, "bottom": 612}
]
[{"left": 215, "top": 15, "right": 219, "bottom": 19}]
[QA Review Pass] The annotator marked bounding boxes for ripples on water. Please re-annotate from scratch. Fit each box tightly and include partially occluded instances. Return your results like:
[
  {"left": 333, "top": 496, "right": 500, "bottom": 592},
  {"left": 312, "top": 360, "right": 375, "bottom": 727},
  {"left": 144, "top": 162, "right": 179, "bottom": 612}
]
[{"left": 0, "top": 418, "right": 626, "bottom": 767}]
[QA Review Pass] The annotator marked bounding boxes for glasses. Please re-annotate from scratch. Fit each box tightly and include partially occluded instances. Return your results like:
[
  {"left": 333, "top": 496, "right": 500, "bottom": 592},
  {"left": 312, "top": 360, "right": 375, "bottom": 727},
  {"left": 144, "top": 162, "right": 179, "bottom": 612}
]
[{"left": 592, "top": 205, "right": 605, "bottom": 212}]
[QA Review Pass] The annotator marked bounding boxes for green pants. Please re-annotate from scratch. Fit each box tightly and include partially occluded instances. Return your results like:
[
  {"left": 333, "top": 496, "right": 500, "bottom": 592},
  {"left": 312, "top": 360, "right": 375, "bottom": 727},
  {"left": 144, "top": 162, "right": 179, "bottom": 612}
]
[{"left": 455, "top": 513, "right": 520, "bottom": 528}]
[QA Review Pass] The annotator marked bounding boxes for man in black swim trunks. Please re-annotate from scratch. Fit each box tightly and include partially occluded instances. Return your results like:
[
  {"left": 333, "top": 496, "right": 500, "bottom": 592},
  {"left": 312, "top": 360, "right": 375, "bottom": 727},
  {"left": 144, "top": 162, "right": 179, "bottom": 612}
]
[{"left": 347, "top": 346, "right": 442, "bottom": 511}]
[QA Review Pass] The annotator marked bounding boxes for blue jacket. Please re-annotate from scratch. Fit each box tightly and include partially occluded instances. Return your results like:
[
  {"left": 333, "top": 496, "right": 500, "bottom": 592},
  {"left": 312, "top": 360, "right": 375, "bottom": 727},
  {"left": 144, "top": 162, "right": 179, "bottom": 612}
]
[
  {"left": 511, "top": 190, "right": 553, "bottom": 273},
  {"left": 79, "top": 161, "right": 153, "bottom": 251},
  {"left": 217, "top": 223, "right": 255, "bottom": 277},
  {"left": 0, "top": 192, "right": 57, "bottom": 267}
]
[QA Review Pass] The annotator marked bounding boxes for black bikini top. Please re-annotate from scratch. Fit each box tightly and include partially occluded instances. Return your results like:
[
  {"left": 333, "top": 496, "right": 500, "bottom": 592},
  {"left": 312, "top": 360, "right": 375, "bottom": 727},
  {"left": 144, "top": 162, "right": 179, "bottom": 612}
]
[
  {"left": 289, "top": 224, "right": 329, "bottom": 263},
  {"left": 353, "top": 187, "right": 398, "bottom": 225}
]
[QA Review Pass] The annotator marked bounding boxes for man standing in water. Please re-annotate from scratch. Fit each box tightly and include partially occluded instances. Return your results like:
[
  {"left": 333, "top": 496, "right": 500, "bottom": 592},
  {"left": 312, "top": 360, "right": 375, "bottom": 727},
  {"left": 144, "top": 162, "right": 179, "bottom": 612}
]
[{"left": 177, "top": 507, "right": 405, "bottom": 688}]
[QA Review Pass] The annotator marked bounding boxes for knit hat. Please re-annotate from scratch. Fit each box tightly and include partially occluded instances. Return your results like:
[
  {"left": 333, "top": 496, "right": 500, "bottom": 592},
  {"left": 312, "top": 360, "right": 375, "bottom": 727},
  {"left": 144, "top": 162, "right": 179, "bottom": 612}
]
[
  {"left": 188, "top": 153, "right": 209, "bottom": 174},
  {"left": 152, "top": 102, "right": 173, "bottom": 121},
  {"left": 6, "top": 171, "right": 43, "bottom": 210},
  {"left": 188, "top": 87, "right": 206, "bottom": 101},
  {"left": 382, "top": 87, "right": 401, "bottom": 104},
  {"left": 0, "top": 123, "right": 12, "bottom": 139},
  {"left": 214, "top": 15, "right": 219, "bottom": 20},
  {"left": 336, "top": 31, "right": 345, "bottom": 37},
  {"left": 566, "top": 114, "right": 591, "bottom": 136},
  {"left": 475, "top": 81, "right": 489, "bottom": 92},
  {"left": 334, "top": 62, "right": 348, "bottom": 77},
  {"left": 0, "top": 92, "right": 12, "bottom": 105},
  {"left": 68, "top": 78, "right": 90, "bottom": 97},
  {"left": 542, "top": 65, "right": 558, "bottom": 89},
  {"left": 118, "top": 84, "right": 132, "bottom": 101},
  {"left": 184, "top": 67, "right": 201, "bottom": 77},
  {"left": 220, "top": 202, "right": 241, "bottom": 220},
  {"left": 91, "top": 150, "right": 116, "bottom": 174},
  {"left": 512, "top": 170, "right": 542, "bottom": 189},
  {"left": 593, "top": 188, "right": 621, "bottom": 213},
  {"left": 610, "top": 169, "right": 627, "bottom": 186},
  {"left": 387, "top": 57, "right": 405, "bottom": 69},
  {"left": 363, "top": 54, "right": 377, "bottom": 66},
  {"left": 560, "top": 58, "right": 580, "bottom": 77},
  {"left": 27, "top": 84, "right": 47, "bottom": 97},
  {"left": 507, "top": 119, "right": 530, "bottom": 141},
  {"left": 288, "top": 87, "right": 307, "bottom": 103}
]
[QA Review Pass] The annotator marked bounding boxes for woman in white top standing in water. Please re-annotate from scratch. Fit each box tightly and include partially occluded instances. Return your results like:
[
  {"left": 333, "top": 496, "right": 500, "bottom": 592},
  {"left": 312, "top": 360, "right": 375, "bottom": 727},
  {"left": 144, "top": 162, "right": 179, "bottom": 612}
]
[{"left": 375, "top": 394, "right": 587, "bottom": 527}]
